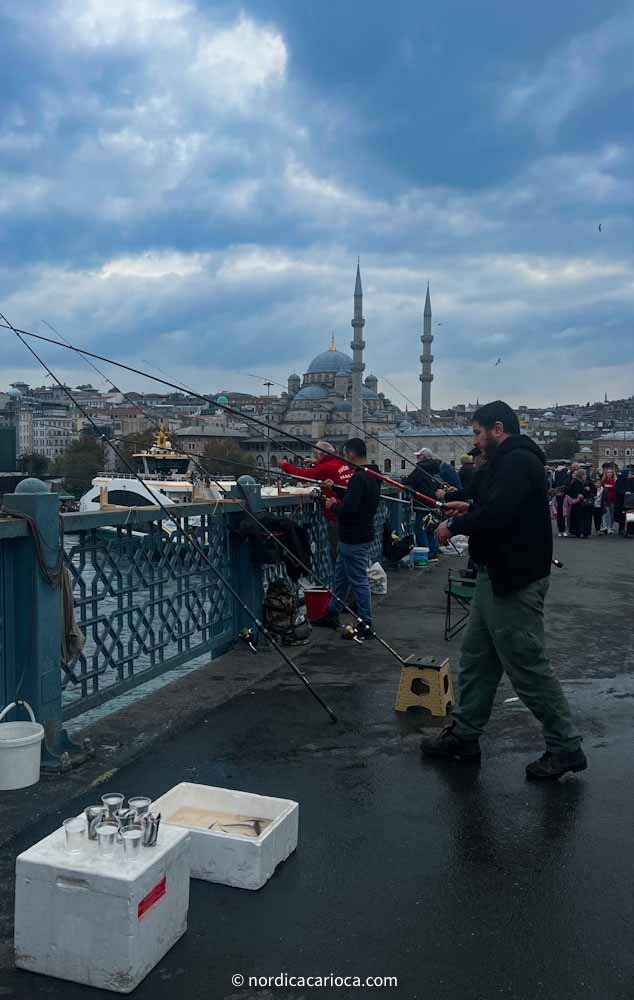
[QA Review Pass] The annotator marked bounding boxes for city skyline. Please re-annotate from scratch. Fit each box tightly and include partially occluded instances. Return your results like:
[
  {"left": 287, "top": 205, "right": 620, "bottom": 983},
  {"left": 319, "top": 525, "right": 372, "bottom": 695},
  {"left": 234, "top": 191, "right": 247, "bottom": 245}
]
[{"left": 0, "top": 2, "right": 632, "bottom": 407}]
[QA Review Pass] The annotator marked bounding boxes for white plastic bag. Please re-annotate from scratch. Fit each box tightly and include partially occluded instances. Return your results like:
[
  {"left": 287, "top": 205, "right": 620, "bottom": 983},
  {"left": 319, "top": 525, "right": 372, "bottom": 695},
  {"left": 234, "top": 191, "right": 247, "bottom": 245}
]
[
  {"left": 367, "top": 561, "right": 388, "bottom": 594},
  {"left": 443, "top": 534, "right": 469, "bottom": 555}
]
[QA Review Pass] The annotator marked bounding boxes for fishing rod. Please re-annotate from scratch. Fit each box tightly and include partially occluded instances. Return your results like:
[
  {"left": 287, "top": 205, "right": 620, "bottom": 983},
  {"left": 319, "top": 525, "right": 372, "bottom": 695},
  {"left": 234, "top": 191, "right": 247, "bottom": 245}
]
[
  {"left": 1, "top": 321, "right": 444, "bottom": 513},
  {"left": 34, "top": 321, "right": 427, "bottom": 663},
  {"left": 224, "top": 367, "right": 460, "bottom": 490},
  {"left": 35, "top": 314, "right": 430, "bottom": 665},
  {"left": 42, "top": 323, "right": 411, "bottom": 512},
  {"left": 2, "top": 312, "right": 338, "bottom": 724}
]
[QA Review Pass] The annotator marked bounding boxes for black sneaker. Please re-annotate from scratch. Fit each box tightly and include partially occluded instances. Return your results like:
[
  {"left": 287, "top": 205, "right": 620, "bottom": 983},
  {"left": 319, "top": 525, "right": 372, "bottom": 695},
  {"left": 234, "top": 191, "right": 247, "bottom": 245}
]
[
  {"left": 420, "top": 722, "right": 481, "bottom": 762},
  {"left": 525, "top": 748, "right": 588, "bottom": 780},
  {"left": 312, "top": 611, "right": 340, "bottom": 630}
]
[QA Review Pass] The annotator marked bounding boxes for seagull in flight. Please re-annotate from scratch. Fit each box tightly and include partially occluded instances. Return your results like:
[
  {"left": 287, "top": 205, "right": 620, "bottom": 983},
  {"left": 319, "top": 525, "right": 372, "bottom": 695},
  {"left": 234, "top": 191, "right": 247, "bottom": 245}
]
[
  {"left": 495, "top": 357, "right": 502, "bottom": 366},
  {"left": 598, "top": 223, "right": 602, "bottom": 232}
]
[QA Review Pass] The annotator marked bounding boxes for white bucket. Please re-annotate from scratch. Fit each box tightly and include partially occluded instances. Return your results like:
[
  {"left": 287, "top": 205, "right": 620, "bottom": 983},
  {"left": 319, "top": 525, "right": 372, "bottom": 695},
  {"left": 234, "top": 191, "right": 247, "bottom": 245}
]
[
  {"left": 411, "top": 546, "right": 429, "bottom": 568},
  {"left": 0, "top": 701, "right": 44, "bottom": 790}
]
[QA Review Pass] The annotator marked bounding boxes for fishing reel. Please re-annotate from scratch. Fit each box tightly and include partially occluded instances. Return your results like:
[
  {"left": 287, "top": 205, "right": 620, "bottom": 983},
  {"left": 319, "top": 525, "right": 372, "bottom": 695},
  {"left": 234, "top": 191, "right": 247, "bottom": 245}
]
[
  {"left": 341, "top": 622, "right": 374, "bottom": 644},
  {"left": 420, "top": 507, "right": 445, "bottom": 530},
  {"left": 239, "top": 627, "right": 259, "bottom": 653}
]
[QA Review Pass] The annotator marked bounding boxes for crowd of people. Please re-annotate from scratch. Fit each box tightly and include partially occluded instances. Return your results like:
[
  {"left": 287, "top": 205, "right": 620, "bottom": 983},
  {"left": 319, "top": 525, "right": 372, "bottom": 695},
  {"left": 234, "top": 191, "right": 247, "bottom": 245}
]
[{"left": 549, "top": 463, "right": 634, "bottom": 538}]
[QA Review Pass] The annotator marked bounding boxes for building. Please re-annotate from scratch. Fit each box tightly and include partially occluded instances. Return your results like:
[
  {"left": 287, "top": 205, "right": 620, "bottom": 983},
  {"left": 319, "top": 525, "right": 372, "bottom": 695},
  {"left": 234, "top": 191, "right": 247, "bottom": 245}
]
[
  {"left": 419, "top": 284, "right": 433, "bottom": 422},
  {"left": 592, "top": 432, "right": 634, "bottom": 467},
  {"left": 236, "top": 265, "right": 472, "bottom": 472},
  {"left": 173, "top": 422, "right": 247, "bottom": 457}
]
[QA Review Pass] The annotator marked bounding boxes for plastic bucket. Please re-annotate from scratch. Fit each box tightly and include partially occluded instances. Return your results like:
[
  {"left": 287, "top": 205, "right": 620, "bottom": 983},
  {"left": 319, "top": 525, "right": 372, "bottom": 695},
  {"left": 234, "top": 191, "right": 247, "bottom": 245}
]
[
  {"left": 411, "top": 546, "right": 429, "bottom": 568},
  {"left": 0, "top": 701, "right": 44, "bottom": 790},
  {"left": 304, "top": 589, "right": 331, "bottom": 620}
]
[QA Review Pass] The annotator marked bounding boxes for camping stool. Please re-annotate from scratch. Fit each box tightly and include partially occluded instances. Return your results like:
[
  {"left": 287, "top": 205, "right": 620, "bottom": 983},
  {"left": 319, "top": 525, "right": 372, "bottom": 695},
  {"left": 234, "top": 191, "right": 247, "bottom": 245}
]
[
  {"left": 444, "top": 569, "right": 477, "bottom": 641},
  {"left": 394, "top": 656, "right": 454, "bottom": 717}
]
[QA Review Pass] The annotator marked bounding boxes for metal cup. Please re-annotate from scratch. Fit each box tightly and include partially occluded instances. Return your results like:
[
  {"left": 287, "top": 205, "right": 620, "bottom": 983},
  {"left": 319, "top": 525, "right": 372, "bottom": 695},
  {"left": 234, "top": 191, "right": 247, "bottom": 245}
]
[
  {"left": 85, "top": 805, "right": 107, "bottom": 840},
  {"left": 128, "top": 796, "right": 152, "bottom": 819},
  {"left": 101, "top": 793, "right": 125, "bottom": 818},
  {"left": 121, "top": 824, "right": 144, "bottom": 857},
  {"left": 141, "top": 812, "right": 161, "bottom": 847}
]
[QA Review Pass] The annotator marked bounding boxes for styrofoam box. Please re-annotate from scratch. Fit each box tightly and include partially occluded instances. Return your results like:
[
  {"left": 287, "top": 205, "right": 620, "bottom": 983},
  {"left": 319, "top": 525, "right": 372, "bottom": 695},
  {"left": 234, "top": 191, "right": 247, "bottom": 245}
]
[
  {"left": 152, "top": 782, "right": 299, "bottom": 890},
  {"left": 14, "top": 823, "right": 190, "bottom": 993}
]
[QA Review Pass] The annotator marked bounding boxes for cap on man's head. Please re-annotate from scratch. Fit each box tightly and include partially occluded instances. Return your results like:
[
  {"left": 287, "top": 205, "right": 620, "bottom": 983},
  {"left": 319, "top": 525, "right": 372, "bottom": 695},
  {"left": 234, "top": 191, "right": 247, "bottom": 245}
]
[
  {"left": 467, "top": 446, "right": 481, "bottom": 458},
  {"left": 414, "top": 447, "right": 434, "bottom": 459}
]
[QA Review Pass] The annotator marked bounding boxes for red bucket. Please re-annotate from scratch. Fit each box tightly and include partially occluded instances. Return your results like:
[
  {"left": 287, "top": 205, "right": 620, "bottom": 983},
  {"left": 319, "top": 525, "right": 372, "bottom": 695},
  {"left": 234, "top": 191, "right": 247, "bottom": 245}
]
[{"left": 304, "top": 589, "right": 331, "bottom": 620}]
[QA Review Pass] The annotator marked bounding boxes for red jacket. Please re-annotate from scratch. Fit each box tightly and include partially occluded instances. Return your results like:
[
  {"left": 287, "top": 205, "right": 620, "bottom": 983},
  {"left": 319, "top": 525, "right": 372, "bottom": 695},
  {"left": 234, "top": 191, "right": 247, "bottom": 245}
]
[{"left": 279, "top": 456, "right": 353, "bottom": 522}]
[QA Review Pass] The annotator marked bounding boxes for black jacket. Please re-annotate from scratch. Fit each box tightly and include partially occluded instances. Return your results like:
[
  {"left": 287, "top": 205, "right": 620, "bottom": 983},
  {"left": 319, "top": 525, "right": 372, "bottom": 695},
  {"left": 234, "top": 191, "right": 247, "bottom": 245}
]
[
  {"left": 334, "top": 464, "right": 381, "bottom": 544},
  {"left": 450, "top": 435, "right": 552, "bottom": 595},
  {"left": 402, "top": 460, "right": 443, "bottom": 508}
]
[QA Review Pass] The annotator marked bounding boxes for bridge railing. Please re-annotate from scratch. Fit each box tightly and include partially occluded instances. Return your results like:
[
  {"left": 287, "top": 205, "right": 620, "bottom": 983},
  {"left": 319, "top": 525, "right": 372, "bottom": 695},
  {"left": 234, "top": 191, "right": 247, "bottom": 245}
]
[{"left": 0, "top": 482, "right": 412, "bottom": 753}]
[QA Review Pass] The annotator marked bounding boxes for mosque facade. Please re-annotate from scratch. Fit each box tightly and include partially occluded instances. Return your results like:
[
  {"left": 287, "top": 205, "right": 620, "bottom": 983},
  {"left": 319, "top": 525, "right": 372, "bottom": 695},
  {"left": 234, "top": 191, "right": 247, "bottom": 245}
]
[{"left": 244, "top": 265, "right": 472, "bottom": 471}]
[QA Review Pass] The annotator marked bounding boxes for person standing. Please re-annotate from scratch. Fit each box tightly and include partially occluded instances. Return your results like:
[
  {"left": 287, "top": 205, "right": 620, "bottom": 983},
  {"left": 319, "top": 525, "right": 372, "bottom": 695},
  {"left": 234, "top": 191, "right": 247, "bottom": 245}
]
[
  {"left": 458, "top": 454, "right": 476, "bottom": 491},
  {"left": 313, "top": 439, "right": 381, "bottom": 637},
  {"left": 422, "top": 400, "right": 587, "bottom": 781},
  {"left": 592, "top": 476, "right": 604, "bottom": 534},
  {"left": 279, "top": 442, "right": 353, "bottom": 565},
  {"left": 601, "top": 468, "right": 617, "bottom": 534},
  {"left": 402, "top": 449, "right": 449, "bottom": 561},
  {"left": 566, "top": 469, "right": 595, "bottom": 538}
]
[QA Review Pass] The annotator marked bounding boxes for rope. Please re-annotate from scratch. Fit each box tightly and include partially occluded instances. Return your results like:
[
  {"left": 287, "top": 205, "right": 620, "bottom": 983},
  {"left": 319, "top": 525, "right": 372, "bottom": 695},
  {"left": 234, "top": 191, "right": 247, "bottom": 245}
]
[{"left": 0, "top": 507, "right": 64, "bottom": 588}]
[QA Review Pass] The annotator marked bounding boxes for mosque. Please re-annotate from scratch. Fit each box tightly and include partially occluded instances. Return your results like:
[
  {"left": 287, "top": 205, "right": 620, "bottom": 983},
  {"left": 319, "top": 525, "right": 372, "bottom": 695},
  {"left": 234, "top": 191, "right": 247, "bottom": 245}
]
[{"left": 244, "top": 264, "right": 472, "bottom": 471}]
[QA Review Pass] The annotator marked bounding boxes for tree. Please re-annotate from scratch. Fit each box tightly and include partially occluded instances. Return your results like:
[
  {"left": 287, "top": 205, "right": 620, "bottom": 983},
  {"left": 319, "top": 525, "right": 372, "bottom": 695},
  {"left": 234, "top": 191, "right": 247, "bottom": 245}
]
[
  {"left": 545, "top": 430, "right": 579, "bottom": 460},
  {"left": 200, "top": 439, "right": 255, "bottom": 480},
  {"left": 115, "top": 429, "right": 156, "bottom": 472},
  {"left": 19, "top": 453, "right": 49, "bottom": 477},
  {"left": 50, "top": 435, "right": 104, "bottom": 497}
]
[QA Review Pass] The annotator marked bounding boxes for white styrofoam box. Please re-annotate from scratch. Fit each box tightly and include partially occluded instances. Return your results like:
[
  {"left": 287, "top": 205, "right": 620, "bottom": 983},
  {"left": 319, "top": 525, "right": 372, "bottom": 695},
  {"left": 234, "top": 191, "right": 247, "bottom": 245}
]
[
  {"left": 152, "top": 782, "right": 298, "bottom": 890},
  {"left": 14, "top": 823, "right": 190, "bottom": 993}
]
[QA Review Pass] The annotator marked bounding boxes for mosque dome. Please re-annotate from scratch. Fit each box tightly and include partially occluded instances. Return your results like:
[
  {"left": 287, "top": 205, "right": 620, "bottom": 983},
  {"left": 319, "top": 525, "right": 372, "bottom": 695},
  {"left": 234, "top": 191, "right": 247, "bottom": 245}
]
[
  {"left": 333, "top": 400, "right": 352, "bottom": 412},
  {"left": 307, "top": 349, "right": 353, "bottom": 375},
  {"left": 293, "top": 384, "right": 330, "bottom": 401},
  {"left": 216, "top": 394, "right": 229, "bottom": 405}
]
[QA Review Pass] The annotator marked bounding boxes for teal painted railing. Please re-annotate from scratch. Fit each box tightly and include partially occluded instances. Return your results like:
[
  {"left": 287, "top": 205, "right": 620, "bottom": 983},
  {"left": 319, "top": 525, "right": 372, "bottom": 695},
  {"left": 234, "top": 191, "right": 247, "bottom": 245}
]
[{"left": 0, "top": 484, "right": 412, "bottom": 739}]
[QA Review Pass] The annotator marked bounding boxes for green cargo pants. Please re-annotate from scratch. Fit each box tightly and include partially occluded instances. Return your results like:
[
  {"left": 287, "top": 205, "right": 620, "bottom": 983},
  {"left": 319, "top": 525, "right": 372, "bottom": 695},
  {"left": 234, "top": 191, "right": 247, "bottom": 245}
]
[{"left": 452, "top": 569, "right": 581, "bottom": 752}]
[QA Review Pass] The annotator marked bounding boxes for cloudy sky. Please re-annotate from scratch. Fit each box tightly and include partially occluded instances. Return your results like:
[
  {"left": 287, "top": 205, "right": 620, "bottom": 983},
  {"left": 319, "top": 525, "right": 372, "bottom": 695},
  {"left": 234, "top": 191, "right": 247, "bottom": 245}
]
[{"left": 1, "top": 0, "right": 633, "bottom": 409}]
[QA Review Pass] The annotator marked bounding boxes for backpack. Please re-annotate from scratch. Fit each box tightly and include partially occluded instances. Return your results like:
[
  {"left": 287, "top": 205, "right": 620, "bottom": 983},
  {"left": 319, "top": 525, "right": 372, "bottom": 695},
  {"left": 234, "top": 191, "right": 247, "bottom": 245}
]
[{"left": 262, "top": 580, "right": 311, "bottom": 645}]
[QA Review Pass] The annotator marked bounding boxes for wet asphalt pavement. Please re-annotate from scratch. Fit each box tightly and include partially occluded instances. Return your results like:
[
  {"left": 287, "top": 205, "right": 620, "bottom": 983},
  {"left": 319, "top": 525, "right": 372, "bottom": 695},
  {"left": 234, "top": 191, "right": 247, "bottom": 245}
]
[{"left": 1, "top": 535, "right": 633, "bottom": 1000}]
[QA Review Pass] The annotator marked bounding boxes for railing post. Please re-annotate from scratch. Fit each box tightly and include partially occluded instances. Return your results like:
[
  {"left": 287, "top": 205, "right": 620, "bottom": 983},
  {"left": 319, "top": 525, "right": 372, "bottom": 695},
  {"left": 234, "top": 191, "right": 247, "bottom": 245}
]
[{"left": 1, "top": 478, "right": 68, "bottom": 768}]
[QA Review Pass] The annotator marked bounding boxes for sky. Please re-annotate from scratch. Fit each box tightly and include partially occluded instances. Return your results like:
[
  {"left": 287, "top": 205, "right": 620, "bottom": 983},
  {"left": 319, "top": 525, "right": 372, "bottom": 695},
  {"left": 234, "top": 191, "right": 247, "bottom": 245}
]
[{"left": 1, "top": 0, "right": 633, "bottom": 410}]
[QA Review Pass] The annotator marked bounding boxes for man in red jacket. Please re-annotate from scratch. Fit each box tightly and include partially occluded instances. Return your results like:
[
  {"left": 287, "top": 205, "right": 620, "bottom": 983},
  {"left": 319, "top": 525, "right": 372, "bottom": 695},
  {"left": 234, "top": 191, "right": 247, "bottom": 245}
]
[{"left": 279, "top": 441, "right": 353, "bottom": 564}]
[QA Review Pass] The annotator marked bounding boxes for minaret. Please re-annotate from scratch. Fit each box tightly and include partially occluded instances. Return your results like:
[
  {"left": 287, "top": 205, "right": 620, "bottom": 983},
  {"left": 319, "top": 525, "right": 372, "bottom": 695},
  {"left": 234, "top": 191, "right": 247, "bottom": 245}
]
[
  {"left": 350, "top": 260, "right": 365, "bottom": 432},
  {"left": 419, "top": 283, "right": 433, "bottom": 424}
]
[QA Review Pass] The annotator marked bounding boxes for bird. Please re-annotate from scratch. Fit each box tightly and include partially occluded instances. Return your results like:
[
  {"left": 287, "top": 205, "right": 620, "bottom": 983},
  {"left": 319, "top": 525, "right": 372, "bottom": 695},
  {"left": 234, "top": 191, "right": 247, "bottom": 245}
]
[
  {"left": 598, "top": 223, "right": 602, "bottom": 232},
  {"left": 495, "top": 358, "right": 502, "bottom": 366}
]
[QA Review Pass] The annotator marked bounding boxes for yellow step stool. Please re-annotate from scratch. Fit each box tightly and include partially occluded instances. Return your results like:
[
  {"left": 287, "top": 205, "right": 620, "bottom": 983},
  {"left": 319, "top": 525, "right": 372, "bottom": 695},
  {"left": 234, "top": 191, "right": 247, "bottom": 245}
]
[{"left": 395, "top": 656, "right": 454, "bottom": 717}]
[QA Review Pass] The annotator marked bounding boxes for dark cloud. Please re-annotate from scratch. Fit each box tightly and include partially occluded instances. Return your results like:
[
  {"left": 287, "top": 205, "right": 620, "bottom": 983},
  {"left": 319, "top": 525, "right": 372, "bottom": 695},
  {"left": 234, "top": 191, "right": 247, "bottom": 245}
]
[{"left": 0, "top": 0, "right": 633, "bottom": 406}]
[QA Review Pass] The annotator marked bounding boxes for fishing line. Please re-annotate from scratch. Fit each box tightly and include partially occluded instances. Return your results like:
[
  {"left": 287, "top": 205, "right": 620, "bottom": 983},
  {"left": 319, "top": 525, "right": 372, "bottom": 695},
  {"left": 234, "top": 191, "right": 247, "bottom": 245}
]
[{"left": 2, "top": 312, "right": 338, "bottom": 724}]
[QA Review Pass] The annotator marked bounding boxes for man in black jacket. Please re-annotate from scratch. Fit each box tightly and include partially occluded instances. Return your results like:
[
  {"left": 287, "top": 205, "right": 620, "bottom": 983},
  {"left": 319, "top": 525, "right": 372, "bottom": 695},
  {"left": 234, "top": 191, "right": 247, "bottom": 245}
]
[
  {"left": 421, "top": 400, "right": 587, "bottom": 781},
  {"left": 313, "top": 438, "right": 381, "bottom": 637}
]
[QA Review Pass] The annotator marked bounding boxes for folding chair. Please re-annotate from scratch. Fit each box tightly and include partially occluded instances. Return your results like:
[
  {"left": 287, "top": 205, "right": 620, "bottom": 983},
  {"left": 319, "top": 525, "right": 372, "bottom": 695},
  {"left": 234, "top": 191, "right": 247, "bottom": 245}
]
[{"left": 444, "top": 569, "right": 477, "bottom": 641}]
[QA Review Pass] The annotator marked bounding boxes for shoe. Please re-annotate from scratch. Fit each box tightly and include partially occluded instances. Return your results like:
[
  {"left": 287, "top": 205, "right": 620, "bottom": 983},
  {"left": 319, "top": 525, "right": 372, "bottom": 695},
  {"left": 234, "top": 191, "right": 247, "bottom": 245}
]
[
  {"left": 558, "top": 533, "right": 563, "bottom": 537},
  {"left": 312, "top": 611, "right": 341, "bottom": 630},
  {"left": 420, "top": 722, "right": 481, "bottom": 762},
  {"left": 525, "top": 748, "right": 588, "bottom": 781},
  {"left": 562, "top": 532, "right": 569, "bottom": 537}
]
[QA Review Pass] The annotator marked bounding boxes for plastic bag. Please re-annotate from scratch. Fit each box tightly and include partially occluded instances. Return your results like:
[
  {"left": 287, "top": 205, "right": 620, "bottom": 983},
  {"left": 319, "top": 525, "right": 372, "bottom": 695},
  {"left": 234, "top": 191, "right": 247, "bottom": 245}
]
[{"left": 367, "top": 561, "right": 388, "bottom": 594}]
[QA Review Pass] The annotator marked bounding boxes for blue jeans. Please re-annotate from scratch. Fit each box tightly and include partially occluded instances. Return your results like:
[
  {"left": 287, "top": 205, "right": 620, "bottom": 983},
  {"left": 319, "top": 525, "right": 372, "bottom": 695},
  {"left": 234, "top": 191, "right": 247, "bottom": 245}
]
[
  {"left": 327, "top": 542, "right": 372, "bottom": 623},
  {"left": 414, "top": 512, "right": 439, "bottom": 557}
]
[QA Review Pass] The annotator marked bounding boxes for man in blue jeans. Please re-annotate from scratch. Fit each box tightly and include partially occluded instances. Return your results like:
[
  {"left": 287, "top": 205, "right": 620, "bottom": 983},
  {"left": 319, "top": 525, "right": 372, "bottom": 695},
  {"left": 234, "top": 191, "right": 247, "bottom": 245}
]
[{"left": 313, "top": 438, "right": 381, "bottom": 638}]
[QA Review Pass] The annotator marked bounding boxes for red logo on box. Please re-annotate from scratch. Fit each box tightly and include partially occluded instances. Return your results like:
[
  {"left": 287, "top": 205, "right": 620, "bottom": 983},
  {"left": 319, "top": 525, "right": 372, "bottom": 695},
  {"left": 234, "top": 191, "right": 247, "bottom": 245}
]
[{"left": 138, "top": 876, "right": 166, "bottom": 919}]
